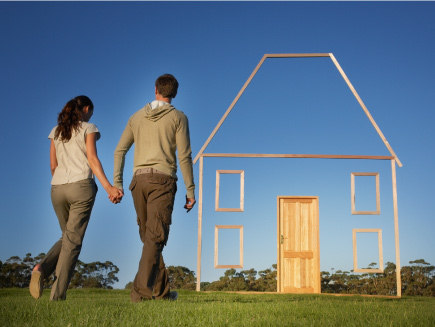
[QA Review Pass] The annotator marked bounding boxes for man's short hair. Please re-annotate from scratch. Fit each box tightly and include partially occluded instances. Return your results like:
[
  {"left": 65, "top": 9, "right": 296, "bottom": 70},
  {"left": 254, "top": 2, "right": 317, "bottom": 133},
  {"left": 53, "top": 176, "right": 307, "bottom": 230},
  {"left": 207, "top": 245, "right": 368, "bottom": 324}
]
[{"left": 155, "top": 74, "right": 178, "bottom": 98}]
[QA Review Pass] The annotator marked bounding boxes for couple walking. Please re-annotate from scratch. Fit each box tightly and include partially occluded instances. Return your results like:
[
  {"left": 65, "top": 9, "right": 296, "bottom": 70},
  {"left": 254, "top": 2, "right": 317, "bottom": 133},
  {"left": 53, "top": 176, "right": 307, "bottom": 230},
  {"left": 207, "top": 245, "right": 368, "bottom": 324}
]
[{"left": 29, "top": 74, "right": 195, "bottom": 302}]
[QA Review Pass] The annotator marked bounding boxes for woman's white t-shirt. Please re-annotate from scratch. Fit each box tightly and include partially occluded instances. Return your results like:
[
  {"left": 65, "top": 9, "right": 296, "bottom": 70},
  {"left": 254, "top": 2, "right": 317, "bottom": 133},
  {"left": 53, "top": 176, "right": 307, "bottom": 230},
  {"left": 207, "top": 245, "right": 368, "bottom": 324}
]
[{"left": 48, "top": 122, "right": 100, "bottom": 185}]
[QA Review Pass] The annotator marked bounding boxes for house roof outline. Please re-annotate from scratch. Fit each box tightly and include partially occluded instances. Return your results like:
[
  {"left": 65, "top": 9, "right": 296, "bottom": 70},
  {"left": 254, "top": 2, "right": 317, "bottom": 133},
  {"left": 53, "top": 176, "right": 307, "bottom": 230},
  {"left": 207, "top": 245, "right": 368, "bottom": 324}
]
[{"left": 193, "top": 53, "right": 402, "bottom": 167}]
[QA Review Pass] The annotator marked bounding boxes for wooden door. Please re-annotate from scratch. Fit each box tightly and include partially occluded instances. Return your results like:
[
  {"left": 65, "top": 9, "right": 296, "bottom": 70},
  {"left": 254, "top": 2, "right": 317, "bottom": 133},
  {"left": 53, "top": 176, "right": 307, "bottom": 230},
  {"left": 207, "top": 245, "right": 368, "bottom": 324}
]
[{"left": 277, "top": 196, "right": 320, "bottom": 293}]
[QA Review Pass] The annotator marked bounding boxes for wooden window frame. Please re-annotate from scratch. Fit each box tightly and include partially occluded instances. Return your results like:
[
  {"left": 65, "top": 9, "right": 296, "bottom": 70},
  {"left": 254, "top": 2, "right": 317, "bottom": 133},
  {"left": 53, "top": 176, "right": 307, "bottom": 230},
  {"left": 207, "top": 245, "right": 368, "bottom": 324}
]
[
  {"left": 351, "top": 172, "right": 380, "bottom": 215},
  {"left": 214, "top": 225, "right": 244, "bottom": 269},
  {"left": 352, "top": 228, "right": 384, "bottom": 273},
  {"left": 215, "top": 170, "right": 245, "bottom": 212}
]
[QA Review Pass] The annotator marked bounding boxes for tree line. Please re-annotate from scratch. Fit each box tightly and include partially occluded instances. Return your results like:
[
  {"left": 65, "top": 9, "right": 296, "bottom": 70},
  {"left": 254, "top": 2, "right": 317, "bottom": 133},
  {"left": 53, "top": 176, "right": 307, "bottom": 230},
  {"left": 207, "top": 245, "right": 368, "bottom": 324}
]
[
  {"left": 322, "top": 259, "right": 435, "bottom": 296},
  {"left": 199, "top": 266, "right": 277, "bottom": 292},
  {"left": 161, "top": 260, "right": 434, "bottom": 296},
  {"left": 124, "top": 265, "right": 277, "bottom": 292},
  {"left": 0, "top": 253, "right": 119, "bottom": 289},
  {"left": 2, "top": 254, "right": 433, "bottom": 296}
]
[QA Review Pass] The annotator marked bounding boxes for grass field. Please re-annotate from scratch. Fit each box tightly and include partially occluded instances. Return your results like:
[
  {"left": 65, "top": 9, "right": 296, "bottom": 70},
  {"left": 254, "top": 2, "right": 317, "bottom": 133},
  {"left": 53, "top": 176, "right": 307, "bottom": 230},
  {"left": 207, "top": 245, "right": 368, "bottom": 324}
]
[{"left": 1, "top": 289, "right": 434, "bottom": 327}]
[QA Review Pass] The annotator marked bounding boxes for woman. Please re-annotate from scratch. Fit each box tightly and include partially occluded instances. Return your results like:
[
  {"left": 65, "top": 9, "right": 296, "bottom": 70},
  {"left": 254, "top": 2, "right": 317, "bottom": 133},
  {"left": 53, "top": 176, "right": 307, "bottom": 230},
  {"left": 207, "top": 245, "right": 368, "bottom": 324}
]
[{"left": 29, "top": 95, "right": 123, "bottom": 301}]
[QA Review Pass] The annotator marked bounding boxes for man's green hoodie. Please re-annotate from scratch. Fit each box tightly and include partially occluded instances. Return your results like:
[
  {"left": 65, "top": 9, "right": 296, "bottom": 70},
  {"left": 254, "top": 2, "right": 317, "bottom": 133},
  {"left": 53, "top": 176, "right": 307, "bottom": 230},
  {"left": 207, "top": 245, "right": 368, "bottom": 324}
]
[{"left": 114, "top": 103, "right": 195, "bottom": 199}]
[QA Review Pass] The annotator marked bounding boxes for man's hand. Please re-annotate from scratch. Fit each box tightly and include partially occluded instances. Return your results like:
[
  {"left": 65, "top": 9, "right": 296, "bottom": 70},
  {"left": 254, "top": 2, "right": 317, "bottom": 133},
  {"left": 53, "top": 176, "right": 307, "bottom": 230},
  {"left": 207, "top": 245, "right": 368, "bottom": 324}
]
[{"left": 184, "top": 197, "right": 196, "bottom": 213}]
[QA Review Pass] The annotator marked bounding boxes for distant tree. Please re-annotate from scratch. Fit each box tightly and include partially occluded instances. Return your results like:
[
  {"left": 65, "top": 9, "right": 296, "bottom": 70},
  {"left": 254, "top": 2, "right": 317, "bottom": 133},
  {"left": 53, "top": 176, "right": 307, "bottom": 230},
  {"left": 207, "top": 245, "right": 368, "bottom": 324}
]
[
  {"left": 200, "top": 282, "right": 210, "bottom": 291},
  {"left": 124, "top": 266, "right": 197, "bottom": 291},
  {"left": 0, "top": 255, "right": 31, "bottom": 288},
  {"left": 203, "top": 265, "right": 277, "bottom": 292},
  {"left": 379, "top": 261, "right": 398, "bottom": 295},
  {"left": 0, "top": 254, "right": 119, "bottom": 290},
  {"left": 70, "top": 260, "right": 119, "bottom": 289},
  {"left": 321, "top": 271, "right": 334, "bottom": 293},
  {"left": 402, "top": 259, "right": 435, "bottom": 296},
  {"left": 241, "top": 268, "right": 257, "bottom": 289},
  {"left": 167, "top": 266, "right": 196, "bottom": 290},
  {"left": 321, "top": 260, "right": 435, "bottom": 297},
  {"left": 201, "top": 261, "right": 433, "bottom": 296},
  {"left": 204, "top": 268, "right": 241, "bottom": 291},
  {"left": 227, "top": 269, "right": 248, "bottom": 291},
  {"left": 255, "top": 265, "right": 277, "bottom": 291}
]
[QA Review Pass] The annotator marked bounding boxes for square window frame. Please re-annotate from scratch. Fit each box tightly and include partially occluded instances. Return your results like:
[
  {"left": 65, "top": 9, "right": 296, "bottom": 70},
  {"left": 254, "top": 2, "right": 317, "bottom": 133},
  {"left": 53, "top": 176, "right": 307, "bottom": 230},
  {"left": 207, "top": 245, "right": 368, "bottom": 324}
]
[
  {"left": 352, "top": 228, "right": 384, "bottom": 273},
  {"left": 214, "top": 225, "right": 244, "bottom": 269},
  {"left": 351, "top": 172, "right": 380, "bottom": 215},
  {"left": 215, "top": 170, "right": 244, "bottom": 212}
]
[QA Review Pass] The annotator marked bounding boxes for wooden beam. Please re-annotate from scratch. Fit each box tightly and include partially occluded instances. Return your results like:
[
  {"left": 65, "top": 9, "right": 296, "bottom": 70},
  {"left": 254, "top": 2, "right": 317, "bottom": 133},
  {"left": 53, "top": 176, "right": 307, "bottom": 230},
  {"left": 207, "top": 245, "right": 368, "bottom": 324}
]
[
  {"left": 391, "top": 159, "right": 402, "bottom": 297},
  {"left": 216, "top": 208, "right": 244, "bottom": 212},
  {"left": 378, "top": 229, "right": 384, "bottom": 271},
  {"left": 354, "top": 268, "right": 384, "bottom": 274},
  {"left": 215, "top": 170, "right": 220, "bottom": 212},
  {"left": 216, "top": 225, "right": 244, "bottom": 229},
  {"left": 215, "top": 265, "right": 243, "bottom": 269},
  {"left": 240, "top": 171, "right": 244, "bottom": 212},
  {"left": 216, "top": 170, "right": 244, "bottom": 174},
  {"left": 196, "top": 156, "right": 204, "bottom": 291},
  {"left": 193, "top": 54, "right": 268, "bottom": 164},
  {"left": 265, "top": 53, "right": 331, "bottom": 58},
  {"left": 207, "top": 291, "right": 399, "bottom": 298},
  {"left": 201, "top": 153, "right": 394, "bottom": 160},
  {"left": 328, "top": 53, "right": 402, "bottom": 167},
  {"left": 353, "top": 229, "right": 358, "bottom": 272},
  {"left": 214, "top": 224, "right": 218, "bottom": 268},
  {"left": 240, "top": 226, "right": 244, "bottom": 268},
  {"left": 277, "top": 197, "right": 281, "bottom": 292}
]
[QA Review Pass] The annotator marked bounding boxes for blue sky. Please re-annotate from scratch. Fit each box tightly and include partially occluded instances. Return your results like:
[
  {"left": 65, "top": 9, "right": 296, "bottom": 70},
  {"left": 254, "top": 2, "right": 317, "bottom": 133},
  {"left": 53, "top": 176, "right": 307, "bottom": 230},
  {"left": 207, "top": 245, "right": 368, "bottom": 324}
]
[{"left": 0, "top": 1, "right": 434, "bottom": 289}]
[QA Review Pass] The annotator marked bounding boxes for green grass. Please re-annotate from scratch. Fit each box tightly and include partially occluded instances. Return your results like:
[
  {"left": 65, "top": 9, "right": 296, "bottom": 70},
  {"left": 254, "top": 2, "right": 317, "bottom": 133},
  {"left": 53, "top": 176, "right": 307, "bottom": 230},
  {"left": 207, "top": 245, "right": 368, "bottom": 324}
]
[{"left": 1, "top": 289, "right": 434, "bottom": 327}]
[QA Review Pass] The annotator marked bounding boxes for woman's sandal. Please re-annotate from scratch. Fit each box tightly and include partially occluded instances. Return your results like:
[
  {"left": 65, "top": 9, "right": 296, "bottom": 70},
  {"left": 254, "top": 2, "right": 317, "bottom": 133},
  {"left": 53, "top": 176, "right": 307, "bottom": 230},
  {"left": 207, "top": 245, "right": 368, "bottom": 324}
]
[{"left": 29, "top": 270, "right": 43, "bottom": 299}]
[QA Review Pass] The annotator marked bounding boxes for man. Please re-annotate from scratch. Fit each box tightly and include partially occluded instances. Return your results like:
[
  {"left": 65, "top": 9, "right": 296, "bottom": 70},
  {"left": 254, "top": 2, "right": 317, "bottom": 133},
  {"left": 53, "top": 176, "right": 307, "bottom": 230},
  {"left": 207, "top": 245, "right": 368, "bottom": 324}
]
[{"left": 112, "top": 74, "right": 195, "bottom": 302}]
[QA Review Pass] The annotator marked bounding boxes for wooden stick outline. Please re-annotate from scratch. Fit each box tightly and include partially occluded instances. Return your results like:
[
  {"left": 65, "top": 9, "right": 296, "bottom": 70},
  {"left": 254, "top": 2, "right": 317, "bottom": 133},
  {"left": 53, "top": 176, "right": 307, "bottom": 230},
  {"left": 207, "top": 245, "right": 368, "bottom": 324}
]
[
  {"left": 328, "top": 53, "right": 402, "bottom": 167},
  {"left": 391, "top": 159, "right": 402, "bottom": 297},
  {"left": 193, "top": 53, "right": 402, "bottom": 167},
  {"left": 196, "top": 156, "right": 204, "bottom": 291},
  {"left": 202, "top": 153, "right": 394, "bottom": 160}
]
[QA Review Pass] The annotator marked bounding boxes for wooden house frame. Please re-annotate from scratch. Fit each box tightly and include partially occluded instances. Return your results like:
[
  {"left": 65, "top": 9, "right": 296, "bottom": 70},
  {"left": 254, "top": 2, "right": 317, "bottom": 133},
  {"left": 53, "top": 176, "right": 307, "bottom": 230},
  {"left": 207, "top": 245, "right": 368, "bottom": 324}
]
[{"left": 193, "top": 53, "right": 402, "bottom": 297}]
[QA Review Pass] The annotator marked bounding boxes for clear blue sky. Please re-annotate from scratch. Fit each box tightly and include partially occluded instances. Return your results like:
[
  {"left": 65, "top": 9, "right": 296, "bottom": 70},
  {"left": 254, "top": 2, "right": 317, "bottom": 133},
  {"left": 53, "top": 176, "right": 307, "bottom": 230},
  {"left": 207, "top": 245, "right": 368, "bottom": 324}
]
[{"left": 1, "top": 1, "right": 434, "bottom": 289}]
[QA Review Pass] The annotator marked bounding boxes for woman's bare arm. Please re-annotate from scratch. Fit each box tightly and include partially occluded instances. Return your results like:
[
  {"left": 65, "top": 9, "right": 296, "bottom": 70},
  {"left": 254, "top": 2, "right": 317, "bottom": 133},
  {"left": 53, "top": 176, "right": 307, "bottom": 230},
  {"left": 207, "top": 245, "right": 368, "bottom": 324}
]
[
  {"left": 86, "top": 133, "right": 123, "bottom": 200},
  {"left": 50, "top": 140, "right": 58, "bottom": 176}
]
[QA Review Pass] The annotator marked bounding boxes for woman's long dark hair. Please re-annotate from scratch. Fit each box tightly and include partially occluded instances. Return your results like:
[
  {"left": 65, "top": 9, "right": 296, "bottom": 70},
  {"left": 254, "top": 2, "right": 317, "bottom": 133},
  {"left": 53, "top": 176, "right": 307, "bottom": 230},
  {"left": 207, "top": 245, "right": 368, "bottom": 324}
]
[{"left": 54, "top": 95, "right": 93, "bottom": 142}]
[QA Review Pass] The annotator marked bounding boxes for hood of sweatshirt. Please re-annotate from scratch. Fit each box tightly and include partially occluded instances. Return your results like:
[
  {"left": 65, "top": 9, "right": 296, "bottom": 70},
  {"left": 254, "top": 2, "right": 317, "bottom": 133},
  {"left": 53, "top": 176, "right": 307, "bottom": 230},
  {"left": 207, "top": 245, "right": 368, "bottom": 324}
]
[{"left": 143, "top": 103, "right": 174, "bottom": 122}]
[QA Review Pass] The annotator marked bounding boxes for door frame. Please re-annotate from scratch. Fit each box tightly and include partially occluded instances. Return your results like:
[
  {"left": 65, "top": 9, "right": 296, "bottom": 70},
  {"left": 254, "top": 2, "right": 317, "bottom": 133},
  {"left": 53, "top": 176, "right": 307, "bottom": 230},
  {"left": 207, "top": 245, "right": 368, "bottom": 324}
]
[{"left": 277, "top": 196, "right": 320, "bottom": 293}]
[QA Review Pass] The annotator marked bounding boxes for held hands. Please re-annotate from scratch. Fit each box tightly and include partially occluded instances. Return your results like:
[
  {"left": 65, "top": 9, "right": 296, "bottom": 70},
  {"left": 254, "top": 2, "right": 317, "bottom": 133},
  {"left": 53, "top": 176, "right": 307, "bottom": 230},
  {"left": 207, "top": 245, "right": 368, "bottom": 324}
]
[
  {"left": 107, "top": 186, "right": 124, "bottom": 204},
  {"left": 184, "top": 196, "right": 196, "bottom": 213}
]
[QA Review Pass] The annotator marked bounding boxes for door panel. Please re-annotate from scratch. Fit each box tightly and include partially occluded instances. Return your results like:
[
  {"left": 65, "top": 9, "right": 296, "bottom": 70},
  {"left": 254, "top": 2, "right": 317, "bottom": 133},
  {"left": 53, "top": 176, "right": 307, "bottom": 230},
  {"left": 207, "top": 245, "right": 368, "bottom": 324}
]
[{"left": 278, "top": 197, "right": 320, "bottom": 293}]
